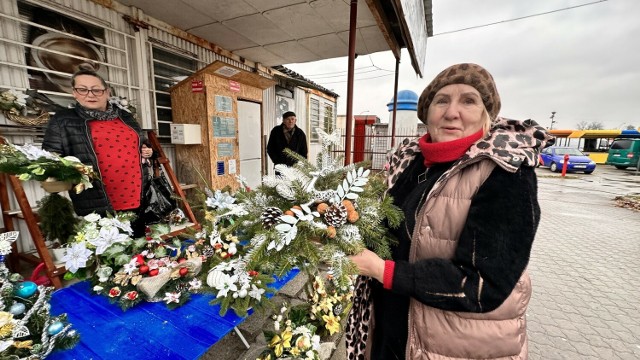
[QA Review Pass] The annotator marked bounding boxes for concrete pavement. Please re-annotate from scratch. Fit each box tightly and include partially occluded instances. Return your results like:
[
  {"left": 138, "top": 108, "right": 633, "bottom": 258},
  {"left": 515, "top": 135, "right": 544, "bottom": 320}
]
[
  {"left": 205, "top": 166, "right": 640, "bottom": 359},
  {"left": 528, "top": 167, "right": 640, "bottom": 359}
]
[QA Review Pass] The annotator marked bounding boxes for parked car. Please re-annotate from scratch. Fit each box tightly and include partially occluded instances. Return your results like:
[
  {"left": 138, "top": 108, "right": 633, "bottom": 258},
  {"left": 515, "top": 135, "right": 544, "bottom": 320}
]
[
  {"left": 539, "top": 147, "right": 596, "bottom": 174},
  {"left": 606, "top": 138, "right": 640, "bottom": 170}
]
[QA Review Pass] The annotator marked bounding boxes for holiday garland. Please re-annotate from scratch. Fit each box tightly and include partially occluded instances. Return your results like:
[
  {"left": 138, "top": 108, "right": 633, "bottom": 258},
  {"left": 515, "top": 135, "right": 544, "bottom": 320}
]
[{"left": 0, "top": 231, "right": 79, "bottom": 359}]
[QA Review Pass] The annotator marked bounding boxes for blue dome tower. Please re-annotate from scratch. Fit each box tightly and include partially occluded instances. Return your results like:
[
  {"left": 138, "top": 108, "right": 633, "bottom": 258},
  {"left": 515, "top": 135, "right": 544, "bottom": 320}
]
[{"left": 387, "top": 90, "right": 418, "bottom": 112}]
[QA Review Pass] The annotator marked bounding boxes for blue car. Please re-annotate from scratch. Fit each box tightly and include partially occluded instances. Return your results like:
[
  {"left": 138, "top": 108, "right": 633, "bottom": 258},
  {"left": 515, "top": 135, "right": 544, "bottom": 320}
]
[{"left": 539, "top": 147, "right": 596, "bottom": 174}]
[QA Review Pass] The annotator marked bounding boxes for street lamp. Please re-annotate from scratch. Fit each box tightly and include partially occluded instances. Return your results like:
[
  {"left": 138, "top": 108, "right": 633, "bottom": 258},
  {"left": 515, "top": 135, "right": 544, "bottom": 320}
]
[{"left": 549, "top": 111, "right": 557, "bottom": 130}]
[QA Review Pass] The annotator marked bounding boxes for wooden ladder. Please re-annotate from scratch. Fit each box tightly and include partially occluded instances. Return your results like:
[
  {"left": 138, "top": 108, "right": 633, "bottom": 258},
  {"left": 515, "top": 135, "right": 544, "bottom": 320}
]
[
  {"left": 146, "top": 130, "right": 200, "bottom": 237},
  {"left": 0, "top": 172, "right": 65, "bottom": 288}
]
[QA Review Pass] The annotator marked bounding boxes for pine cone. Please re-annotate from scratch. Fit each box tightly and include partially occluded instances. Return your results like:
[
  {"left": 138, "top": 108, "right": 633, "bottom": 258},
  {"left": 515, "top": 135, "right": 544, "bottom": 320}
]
[
  {"left": 261, "top": 207, "right": 283, "bottom": 228},
  {"left": 201, "top": 245, "right": 215, "bottom": 258},
  {"left": 324, "top": 203, "right": 347, "bottom": 228}
]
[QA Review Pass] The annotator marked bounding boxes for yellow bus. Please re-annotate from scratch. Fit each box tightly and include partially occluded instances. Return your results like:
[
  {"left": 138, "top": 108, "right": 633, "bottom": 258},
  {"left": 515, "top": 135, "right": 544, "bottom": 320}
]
[{"left": 549, "top": 129, "right": 640, "bottom": 164}]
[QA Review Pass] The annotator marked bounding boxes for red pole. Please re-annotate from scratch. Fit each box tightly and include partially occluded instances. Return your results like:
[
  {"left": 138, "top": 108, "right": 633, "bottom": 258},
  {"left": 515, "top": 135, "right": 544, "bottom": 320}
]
[
  {"left": 561, "top": 154, "right": 569, "bottom": 177},
  {"left": 343, "top": 0, "right": 358, "bottom": 165}
]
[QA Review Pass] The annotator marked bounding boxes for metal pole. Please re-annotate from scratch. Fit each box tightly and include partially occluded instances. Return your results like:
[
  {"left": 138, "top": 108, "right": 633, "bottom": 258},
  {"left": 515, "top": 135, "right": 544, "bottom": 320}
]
[
  {"left": 343, "top": 0, "right": 358, "bottom": 165},
  {"left": 390, "top": 56, "right": 400, "bottom": 148}
]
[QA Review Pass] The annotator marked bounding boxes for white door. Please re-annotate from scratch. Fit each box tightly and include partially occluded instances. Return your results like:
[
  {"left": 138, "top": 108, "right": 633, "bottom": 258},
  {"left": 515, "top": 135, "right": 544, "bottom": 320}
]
[{"left": 237, "top": 100, "right": 262, "bottom": 189}]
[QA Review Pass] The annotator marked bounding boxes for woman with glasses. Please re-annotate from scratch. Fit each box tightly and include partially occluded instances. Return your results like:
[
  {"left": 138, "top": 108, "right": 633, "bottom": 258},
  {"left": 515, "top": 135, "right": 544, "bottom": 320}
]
[{"left": 43, "top": 63, "right": 153, "bottom": 237}]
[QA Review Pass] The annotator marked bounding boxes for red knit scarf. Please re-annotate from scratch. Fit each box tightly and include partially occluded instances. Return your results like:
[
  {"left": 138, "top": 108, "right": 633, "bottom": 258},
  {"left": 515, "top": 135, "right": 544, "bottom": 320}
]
[{"left": 419, "top": 129, "right": 484, "bottom": 167}]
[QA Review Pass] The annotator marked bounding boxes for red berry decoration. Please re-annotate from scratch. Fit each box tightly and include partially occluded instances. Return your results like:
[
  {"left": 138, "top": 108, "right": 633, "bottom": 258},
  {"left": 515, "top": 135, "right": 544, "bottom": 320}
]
[
  {"left": 148, "top": 269, "right": 159, "bottom": 277},
  {"left": 133, "top": 254, "right": 145, "bottom": 265},
  {"left": 178, "top": 258, "right": 187, "bottom": 264},
  {"left": 179, "top": 267, "right": 188, "bottom": 277},
  {"left": 139, "top": 265, "right": 149, "bottom": 274},
  {"left": 248, "top": 270, "right": 258, "bottom": 277}
]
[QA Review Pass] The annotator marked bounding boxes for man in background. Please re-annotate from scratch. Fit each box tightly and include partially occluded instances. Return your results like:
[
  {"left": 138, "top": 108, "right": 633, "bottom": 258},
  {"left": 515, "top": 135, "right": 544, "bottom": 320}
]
[{"left": 267, "top": 111, "right": 308, "bottom": 167}]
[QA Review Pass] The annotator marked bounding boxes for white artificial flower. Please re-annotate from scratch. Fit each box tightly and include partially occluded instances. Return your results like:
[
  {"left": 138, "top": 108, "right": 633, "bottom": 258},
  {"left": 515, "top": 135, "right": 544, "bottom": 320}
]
[
  {"left": 93, "top": 285, "right": 104, "bottom": 292},
  {"left": 188, "top": 278, "right": 202, "bottom": 290},
  {"left": 84, "top": 213, "right": 101, "bottom": 222},
  {"left": 163, "top": 292, "right": 181, "bottom": 304},
  {"left": 214, "top": 274, "right": 238, "bottom": 298},
  {"left": 62, "top": 242, "right": 93, "bottom": 273},
  {"left": 205, "top": 190, "right": 236, "bottom": 210},
  {"left": 89, "top": 227, "right": 129, "bottom": 255},
  {"left": 122, "top": 259, "right": 138, "bottom": 275},
  {"left": 98, "top": 217, "right": 115, "bottom": 228},
  {"left": 311, "top": 335, "right": 320, "bottom": 350},
  {"left": 15, "top": 144, "right": 57, "bottom": 161},
  {"left": 11, "top": 89, "right": 28, "bottom": 107},
  {"left": 113, "top": 218, "right": 134, "bottom": 235},
  {"left": 248, "top": 284, "right": 265, "bottom": 301}
]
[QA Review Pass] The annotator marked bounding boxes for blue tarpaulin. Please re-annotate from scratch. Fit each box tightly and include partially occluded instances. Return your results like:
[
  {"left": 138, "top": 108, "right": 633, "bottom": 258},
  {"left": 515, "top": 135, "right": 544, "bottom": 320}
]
[{"left": 48, "top": 268, "right": 300, "bottom": 360}]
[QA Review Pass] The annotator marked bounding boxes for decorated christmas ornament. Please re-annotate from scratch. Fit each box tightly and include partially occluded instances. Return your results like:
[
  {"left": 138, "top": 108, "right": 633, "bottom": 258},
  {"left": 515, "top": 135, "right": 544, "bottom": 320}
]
[
  {"left": 47, "top": 321, "right": 64, "bottom": 335},
  {"left": 9, "top": 302, "right": 26, "bottom": 315},
  {"left": 14, "top": 281, "right": 38, "bottom": 297}
]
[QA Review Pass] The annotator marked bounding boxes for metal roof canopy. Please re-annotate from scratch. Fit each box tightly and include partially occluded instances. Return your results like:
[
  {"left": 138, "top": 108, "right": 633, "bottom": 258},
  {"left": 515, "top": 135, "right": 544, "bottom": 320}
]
[{"left": 115, "top": 0, "right": 433, "bottom": 75}]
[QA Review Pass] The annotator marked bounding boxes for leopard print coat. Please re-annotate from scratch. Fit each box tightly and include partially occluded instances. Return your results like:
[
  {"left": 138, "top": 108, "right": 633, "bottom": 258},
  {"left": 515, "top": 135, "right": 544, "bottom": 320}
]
[{"left": 344, "top": 117, "right": 554, "bottom": 360}]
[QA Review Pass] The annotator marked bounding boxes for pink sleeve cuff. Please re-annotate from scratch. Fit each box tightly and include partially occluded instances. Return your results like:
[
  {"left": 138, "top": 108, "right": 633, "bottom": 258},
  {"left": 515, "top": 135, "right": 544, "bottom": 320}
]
[{"left": 383, "top": 260, "right": 395, "bottom": 290}]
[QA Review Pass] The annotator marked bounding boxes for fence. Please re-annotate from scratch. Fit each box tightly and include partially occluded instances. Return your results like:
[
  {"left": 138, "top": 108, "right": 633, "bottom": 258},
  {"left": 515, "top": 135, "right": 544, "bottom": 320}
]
[{"left": 331, "top": 124, "right": 426, "bottom": 170}]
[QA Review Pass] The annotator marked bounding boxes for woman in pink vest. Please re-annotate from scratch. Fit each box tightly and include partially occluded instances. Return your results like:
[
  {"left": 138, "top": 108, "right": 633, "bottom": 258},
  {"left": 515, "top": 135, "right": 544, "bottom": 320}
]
[{"left": 345, "top": 63, "right": 554, "bottom": 359}]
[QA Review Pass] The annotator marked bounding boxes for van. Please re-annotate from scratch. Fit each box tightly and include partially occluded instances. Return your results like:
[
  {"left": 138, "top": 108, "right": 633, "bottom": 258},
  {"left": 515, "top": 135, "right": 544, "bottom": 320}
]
[{"left": 606, "top": 138, "right": 640, "bottom": 169}]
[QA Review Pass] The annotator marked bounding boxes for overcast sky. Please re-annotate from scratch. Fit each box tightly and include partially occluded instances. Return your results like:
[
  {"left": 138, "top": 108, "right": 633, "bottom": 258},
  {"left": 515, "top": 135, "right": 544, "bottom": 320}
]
[{"left": 285, "top": 0, "right": 639, "bottom": 130}]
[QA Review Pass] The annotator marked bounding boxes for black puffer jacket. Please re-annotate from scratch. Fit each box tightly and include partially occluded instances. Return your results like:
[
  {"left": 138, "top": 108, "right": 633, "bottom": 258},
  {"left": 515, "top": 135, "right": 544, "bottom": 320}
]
[
  {"left": 42, "top": 106, "right": 143, "bottom": 216},
  {"left": 267, "top": 124, "right": 308, "bottom": 166}
]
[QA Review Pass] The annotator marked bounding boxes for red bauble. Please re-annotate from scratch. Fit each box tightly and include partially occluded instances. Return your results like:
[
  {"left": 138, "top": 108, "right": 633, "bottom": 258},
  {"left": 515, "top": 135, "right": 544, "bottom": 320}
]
[
  {"left": 179, "top": 267, "right": 188, "bottom": 277},
  {"left": 148, "top": 269, "right": 159, "bottom": 277},
  {"left": 139, "top": 265, "right": 149, "bottom": 274}
]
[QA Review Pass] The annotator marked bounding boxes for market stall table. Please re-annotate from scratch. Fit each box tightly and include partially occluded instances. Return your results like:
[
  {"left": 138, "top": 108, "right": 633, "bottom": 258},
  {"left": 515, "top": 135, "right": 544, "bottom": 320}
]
[{"left": 48, "top": 269, "right": 299, "bottom": 359}]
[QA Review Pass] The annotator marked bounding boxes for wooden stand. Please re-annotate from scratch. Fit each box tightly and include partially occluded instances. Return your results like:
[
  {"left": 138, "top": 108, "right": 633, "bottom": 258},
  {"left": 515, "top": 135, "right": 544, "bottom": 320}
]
[
  {"left": 0, "top": 172, "right": 65, "bottom": 288},
  {"left": 146, "top": 130, "right": 200, "bottom": 238},
  {"left": 0, "top": 131, "right": 199, "bottom": 288}
]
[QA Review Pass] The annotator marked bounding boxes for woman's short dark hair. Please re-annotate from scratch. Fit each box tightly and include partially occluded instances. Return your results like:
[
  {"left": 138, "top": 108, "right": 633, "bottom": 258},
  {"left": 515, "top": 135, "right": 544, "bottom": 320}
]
[{"left": 71, "top": 63, "right": 107, "bottom": 89}]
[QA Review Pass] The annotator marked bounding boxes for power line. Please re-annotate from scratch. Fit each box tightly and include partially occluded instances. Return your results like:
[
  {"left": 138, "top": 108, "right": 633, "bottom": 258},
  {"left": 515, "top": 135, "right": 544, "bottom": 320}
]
[
  {"left": 318, "top": 73, "right": 395, "bottom": 85},
  {"left": 300, "top": 1, "right": 608, "bottom": 84},
  {"left": 311, "top": 68, "right": 389, "bottom": 79},
  {"left": 303, "top": 65, "right": 375, "bottom": 77},
  {"left": 434, "top": 0, "right": 607, "bottom": 36}
]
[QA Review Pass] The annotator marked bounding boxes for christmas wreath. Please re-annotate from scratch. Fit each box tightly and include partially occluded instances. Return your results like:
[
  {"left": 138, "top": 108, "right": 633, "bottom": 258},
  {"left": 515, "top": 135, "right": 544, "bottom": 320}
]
[
  {"left": 61, "top": 213, "right": 208, "bottom": 310},
  {"left": 0, "top": 142, "right": 98, "bottom": 194},
  {"left": 200, "top": 129, "right": 403, "bottom": 316}
]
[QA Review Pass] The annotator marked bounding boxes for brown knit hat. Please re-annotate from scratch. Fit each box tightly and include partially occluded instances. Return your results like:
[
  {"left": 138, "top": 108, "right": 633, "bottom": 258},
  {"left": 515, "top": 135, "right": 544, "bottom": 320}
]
[{"left": 417, "top": 63, "right": 501, "bottom": 124}]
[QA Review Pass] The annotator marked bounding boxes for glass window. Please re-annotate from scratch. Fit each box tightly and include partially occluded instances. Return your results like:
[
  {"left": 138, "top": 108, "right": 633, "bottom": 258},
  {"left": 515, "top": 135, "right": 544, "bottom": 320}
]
[
  {"left": 151, "top": 47, "right": 198, "bottom": 138},
  {"left": 611, "top": 140, "right": 632, "bottom": 150},
  {"left": 310, "top": 98, "right": 320, "bottom": 143},
  {"left": 323, "top": 104, "right": 334, "bottom": 133}
]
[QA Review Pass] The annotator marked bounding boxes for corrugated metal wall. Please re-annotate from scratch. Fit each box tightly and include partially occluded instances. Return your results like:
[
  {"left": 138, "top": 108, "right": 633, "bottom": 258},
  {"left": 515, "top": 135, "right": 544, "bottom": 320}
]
[{"left": 262, "top": 86, "right": 276, "bottom": 174}]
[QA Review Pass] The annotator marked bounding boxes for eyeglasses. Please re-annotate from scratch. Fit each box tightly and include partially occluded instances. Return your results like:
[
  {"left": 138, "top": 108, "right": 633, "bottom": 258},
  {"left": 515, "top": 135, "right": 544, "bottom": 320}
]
[{"left": 73, "top": 88, "right": 106, "bottom": 96}]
